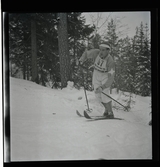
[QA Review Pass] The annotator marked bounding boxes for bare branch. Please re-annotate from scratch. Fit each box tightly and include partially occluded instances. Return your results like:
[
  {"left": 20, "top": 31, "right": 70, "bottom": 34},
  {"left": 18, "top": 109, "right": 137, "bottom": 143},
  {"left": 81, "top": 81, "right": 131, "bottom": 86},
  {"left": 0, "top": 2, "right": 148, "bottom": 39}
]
[
  {"left": 96, "top": 12, "right": 103, "bottom": 27},
  {"left": 89, "top": 12, "right": 113, "bottom": 36},
  {"left": 98, "top": 12, "right": 113, "bottom": 30},
  {"left": 90, "top": 14, "right": 96, "bottom": 25}
]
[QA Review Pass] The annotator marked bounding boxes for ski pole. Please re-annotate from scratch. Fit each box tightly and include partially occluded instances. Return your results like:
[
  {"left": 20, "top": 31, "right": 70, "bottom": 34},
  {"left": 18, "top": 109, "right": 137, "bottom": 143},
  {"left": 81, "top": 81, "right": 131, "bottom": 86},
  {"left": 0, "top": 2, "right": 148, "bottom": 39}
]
[
  {"left": 81, "top": 68, "right": 90, "bottom": 111},
  {"left": 79, "top": 65, "right": 90, "bottom": 111},
  {"left": 101, "top": 92, "right": 129, "bottom": 111}
]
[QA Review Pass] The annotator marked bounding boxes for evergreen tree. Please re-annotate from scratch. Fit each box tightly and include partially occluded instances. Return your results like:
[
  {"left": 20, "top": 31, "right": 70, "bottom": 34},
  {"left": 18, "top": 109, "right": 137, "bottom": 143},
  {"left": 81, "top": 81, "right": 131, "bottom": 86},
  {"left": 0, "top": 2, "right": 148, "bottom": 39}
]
[
  {"left": 104, "top": 18, "right": 119, "bottom": 59},
  {"left": 36, "top": 13, "right": 59, "bottom": 87},
  {"left": 135, "top": 22, "right": 151, "bottom": 96},
  {"left": 67, "top": 12, "right": 95, "bottom": 90},
  {"left": 103, "top": 18, "right": 119, "bottom": 93},
  {"left": 117, "top": 36, "right": 138, "bottom": 95},
  {"left": 9, "top": 13, "right": 94, "bottom": 88},
  {"left": 9, "top": 13, "right": 31, "bottom": 79},
  {"left": 116, "top": 22, "right": 151, "bottom": 97},
  {"left": 91, "top": 33, "right": 101, "bottom": 49},
  {"left": 31, "top": 14, "right": 38, "bottom": 83}
]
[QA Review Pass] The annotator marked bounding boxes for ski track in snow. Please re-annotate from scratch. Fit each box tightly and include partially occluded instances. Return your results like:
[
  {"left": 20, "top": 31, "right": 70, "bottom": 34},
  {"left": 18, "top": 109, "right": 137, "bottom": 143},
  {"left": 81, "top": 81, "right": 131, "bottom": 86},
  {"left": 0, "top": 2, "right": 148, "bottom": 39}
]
[{"left": 9, "top": 77, "right": 152, "bottom": 161}]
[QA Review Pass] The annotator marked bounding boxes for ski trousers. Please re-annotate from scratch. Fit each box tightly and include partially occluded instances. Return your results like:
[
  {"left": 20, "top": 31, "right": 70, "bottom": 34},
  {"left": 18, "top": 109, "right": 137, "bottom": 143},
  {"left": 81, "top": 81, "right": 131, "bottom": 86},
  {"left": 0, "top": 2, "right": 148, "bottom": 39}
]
[{"left": 92, "top": 69, "right": 111, "bottom": 103}]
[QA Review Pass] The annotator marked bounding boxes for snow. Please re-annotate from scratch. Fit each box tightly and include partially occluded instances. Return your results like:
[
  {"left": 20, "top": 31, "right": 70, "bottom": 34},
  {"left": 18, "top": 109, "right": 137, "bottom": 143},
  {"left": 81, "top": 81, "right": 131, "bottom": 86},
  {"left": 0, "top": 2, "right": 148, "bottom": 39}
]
[{"left": 10, "top": 77, "right": 152, "bottom": 161}]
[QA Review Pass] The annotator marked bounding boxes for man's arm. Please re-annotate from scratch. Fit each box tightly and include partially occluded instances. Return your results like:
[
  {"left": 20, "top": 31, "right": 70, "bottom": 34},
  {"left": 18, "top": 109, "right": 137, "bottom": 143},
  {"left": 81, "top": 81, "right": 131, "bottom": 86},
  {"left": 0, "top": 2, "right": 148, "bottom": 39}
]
[
  {"left": 79, "top": 49, "right": 100, "bottom": 64},
  {"left": 79, "top": 49, "right": 88, "bottom": 64}
]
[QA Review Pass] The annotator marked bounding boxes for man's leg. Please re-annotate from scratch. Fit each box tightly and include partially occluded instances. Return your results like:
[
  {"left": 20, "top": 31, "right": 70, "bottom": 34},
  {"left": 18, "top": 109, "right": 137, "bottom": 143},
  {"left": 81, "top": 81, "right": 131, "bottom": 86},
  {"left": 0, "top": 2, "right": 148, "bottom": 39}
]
[
  {"left": 94, "top": 85, "right": 102, "bottom": 103},
  {"left": 93, "top": 71, "right": 102, "bottom": 103},
  {"left": 92, "top": 71, "right": 114, "bottom": 118},
  {"left": 101, "top": 88, "right": 114, "bottom": 118},
  {"left": 102, "top": 101, "right": 114, "bottom": 118},
  {"left": 106, "top": 101, "right": 114, "bottom": 118},
  {"left": 101, "top": 102, "right": 109, "bottom": 116}
]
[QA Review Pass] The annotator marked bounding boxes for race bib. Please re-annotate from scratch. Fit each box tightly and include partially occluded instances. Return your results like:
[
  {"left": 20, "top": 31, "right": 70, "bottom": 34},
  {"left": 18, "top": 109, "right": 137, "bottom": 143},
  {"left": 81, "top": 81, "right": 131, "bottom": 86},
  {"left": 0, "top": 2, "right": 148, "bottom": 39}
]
[{"left": 94, "top": 55, "right": 108, "bottom": 72}]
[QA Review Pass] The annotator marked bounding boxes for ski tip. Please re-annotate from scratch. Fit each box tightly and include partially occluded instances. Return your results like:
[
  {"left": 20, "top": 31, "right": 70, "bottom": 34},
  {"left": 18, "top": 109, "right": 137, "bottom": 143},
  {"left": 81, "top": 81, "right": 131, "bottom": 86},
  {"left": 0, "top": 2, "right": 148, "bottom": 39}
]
[
  {"left": 84, "top": 110, "right": 91, "bottom": 119},
  {"left": 76, "top": 110, "right": 83, "bottom": 117}
]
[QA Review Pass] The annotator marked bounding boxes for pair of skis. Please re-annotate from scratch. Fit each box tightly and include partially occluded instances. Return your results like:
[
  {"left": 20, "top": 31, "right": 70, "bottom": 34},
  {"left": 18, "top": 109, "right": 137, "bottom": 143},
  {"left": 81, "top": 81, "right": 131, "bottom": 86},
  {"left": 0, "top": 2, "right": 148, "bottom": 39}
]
[
  {"left": 76, "top": 110, "right": 123, "bottom": 121},
  {"left": 77, "top": 64, "right": 126, "bottom": 121}
]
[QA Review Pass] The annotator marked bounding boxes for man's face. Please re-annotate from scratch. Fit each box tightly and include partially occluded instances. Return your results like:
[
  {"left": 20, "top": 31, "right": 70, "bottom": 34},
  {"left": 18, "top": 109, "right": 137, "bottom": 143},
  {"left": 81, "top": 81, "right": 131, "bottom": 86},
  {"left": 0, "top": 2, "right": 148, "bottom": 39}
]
[{"left": 99, "top": 46, "right": 110, "bottom": 59}]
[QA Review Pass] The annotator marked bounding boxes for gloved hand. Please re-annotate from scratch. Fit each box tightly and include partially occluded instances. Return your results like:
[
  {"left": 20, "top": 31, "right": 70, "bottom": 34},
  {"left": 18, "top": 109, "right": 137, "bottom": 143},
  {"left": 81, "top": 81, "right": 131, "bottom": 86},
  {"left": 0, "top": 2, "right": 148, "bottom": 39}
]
[
  {"left": 95, "top": 86, "right": 103, "bottom": 94},
  {"left": 76, "top": 59, "right": 83, "bottom": 66},
  {"left": 79, "top": 60, "right": 83, "bottom": 65}
]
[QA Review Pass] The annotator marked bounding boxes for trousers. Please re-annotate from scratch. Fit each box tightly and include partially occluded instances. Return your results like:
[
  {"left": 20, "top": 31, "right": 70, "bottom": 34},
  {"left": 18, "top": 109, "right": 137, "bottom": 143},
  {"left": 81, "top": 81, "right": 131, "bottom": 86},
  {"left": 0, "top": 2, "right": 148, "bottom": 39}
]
[{"left": 92, "top": 69, "right": 111, "bottom": 103}]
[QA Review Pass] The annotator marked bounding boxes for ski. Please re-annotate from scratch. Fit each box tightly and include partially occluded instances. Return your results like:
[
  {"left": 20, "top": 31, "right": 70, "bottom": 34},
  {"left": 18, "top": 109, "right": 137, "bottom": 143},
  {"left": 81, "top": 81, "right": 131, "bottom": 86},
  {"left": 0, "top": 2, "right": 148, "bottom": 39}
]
[
  {"left": 76, "top": 110, "right": 105, "bottom": 118},
  {"left": 76, "top": 110, "right": 101, "bottom": 118},
  {"left": 76, "top": 110, "right": 84, "bottom": 117},
  {"left": 83, "top": 110, "right": 124, "bottom": 121}
]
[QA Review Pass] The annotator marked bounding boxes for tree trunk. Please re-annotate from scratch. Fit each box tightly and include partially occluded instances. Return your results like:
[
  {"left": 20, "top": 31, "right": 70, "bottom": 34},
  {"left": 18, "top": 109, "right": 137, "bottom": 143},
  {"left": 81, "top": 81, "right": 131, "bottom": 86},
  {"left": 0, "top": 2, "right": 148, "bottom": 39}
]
[
  {"left": 23, "top": 53, "right": 26, "bottom": 80},
  {"left": 23, "top": 62, "right": 26, "bottom": 80},
  {"left": 57, "top": 13, "right": 70, "bottom": 88},
  {"left": 26, "top": 57, "right": 29, "bottom": 80},
  {"left": 31, "top": 18, "right": 38, "bottom": 83}
]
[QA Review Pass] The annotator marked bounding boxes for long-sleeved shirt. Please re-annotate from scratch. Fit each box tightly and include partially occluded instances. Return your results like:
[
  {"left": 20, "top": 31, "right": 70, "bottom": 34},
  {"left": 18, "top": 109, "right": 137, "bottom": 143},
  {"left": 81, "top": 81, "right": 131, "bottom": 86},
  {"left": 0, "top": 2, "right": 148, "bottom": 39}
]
[{"left": 79, "top": 49, "right": 115, "bottom": 89}]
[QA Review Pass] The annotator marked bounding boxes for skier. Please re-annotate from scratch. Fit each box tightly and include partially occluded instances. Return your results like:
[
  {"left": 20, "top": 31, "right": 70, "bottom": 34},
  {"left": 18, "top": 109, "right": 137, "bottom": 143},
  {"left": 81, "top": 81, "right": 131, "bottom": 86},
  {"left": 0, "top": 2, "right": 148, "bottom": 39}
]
[{"left": 79, "top": 42, "right": 115, "bottom": 118}]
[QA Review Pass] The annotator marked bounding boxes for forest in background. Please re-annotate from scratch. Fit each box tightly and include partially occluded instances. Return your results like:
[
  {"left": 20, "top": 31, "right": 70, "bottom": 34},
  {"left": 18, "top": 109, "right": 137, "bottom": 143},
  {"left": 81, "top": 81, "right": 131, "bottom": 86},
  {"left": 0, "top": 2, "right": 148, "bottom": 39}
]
[{"left": 9, "top": 12, "right": 151, "bottom": 97}]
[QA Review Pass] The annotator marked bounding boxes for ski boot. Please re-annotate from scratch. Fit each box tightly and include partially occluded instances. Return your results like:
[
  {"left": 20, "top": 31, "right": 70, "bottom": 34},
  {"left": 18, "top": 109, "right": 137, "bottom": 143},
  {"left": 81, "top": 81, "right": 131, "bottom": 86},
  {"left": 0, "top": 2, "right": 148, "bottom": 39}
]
[
  {"left": 102, "top": 101, "right": 114, "bottom": 118},
  {"left": 107, "top": 101, "right": 114, "bottom": 118},
  {"left": 101, "top": 102, "right": 109, "bottom": 117}
]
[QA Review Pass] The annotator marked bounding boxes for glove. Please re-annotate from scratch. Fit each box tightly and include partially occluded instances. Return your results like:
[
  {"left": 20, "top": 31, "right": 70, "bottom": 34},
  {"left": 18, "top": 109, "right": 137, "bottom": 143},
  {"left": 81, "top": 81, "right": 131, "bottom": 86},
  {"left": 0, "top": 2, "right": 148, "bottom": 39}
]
[
  {"left": 79, "top": 60, "right": 83, "bottom": 65},
  {"left": 95, "top": 86, "right": 103, "bottom": 94},
  {"left": 76, "top": 59, "right": 83, "bottom": 66}
]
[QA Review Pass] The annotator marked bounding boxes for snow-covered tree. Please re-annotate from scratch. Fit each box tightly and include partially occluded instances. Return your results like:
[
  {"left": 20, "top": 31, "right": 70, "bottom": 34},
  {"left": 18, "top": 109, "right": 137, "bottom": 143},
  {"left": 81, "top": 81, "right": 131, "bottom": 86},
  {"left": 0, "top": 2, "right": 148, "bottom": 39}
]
[
  {"left": 104, "top": 19, "right": 119, "bottom": 59},
  {"left": 116, "top": 22, "right": 151, "bottom": 97},
  {"left": 9, "top": 13, "right": 95, "bottom": 88},
  {"left": 134, "top": 22, "right": 151, "bottom": 96}
]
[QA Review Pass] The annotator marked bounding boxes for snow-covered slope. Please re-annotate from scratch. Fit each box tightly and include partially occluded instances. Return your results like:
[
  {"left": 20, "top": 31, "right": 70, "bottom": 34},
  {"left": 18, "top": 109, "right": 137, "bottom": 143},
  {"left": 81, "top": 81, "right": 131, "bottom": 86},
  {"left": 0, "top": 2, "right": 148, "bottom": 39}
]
[{"left": 10, "top": 77, "right": 152, "bottom": 161}]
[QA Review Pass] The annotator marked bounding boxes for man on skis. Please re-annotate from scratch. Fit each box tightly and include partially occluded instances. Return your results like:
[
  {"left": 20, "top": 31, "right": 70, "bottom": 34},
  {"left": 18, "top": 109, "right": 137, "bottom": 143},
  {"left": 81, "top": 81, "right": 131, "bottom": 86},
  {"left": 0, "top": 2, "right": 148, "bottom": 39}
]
[{"left": 79, "top": 41, "right": 115, "bottom": 118}]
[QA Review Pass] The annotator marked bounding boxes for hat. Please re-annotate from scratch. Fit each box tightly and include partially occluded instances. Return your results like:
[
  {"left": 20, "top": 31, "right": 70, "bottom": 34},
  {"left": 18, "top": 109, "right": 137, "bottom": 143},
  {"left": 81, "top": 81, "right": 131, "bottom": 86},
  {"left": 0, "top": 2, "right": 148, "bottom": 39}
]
[{"left": 99, "top": 43, "right": 110, "bottom": 49}]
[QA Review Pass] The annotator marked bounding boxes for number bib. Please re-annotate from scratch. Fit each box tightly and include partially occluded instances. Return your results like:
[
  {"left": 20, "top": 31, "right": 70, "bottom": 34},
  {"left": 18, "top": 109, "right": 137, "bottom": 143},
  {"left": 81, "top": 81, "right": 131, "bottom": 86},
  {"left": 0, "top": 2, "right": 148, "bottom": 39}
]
[{"left": 94, "top": 55, "right": 108, "bottom": 72}]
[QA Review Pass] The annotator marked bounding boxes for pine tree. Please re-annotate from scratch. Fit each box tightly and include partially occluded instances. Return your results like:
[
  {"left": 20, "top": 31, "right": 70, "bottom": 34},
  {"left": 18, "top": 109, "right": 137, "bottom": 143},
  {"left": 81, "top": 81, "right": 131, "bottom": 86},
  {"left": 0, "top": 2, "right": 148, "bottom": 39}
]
[
  {"left": 135, "top": 22, "right": 151, "bottom": 96},
  {"left": 36, "top": 13, "right": 59, "bottom": 87},
  {"left": 9, "top": 13, "right": 95, "bottom": 88},
  {"left": 104, "top": 19, "right": 119, "bottom": 93},
  {"left": 116, "top": 37, "right": 132, "bottom": 92},
  {"left": 9, "top": 13, "right": 31, "bottom": 79},
  {"left": 31, "top": 15, "right": 38, "bottom": 83},
  {"left": 67, "top": 12, "right": 95, "bottom": 90}
]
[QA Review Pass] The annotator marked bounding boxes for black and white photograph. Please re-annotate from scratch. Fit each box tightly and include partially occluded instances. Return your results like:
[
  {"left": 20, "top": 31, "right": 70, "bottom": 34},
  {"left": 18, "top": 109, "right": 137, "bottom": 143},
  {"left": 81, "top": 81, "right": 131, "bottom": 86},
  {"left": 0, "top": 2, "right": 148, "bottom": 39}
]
[{"left": 3, "top": 10, "right": 156, "bottom": 162}]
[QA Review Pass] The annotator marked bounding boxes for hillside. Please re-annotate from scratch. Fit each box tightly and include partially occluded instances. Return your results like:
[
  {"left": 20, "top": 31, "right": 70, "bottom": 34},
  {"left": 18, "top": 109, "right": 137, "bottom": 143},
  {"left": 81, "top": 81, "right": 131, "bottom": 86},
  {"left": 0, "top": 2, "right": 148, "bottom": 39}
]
[{"left": 10, "top": 77, "right": 152, "bottom": 160}]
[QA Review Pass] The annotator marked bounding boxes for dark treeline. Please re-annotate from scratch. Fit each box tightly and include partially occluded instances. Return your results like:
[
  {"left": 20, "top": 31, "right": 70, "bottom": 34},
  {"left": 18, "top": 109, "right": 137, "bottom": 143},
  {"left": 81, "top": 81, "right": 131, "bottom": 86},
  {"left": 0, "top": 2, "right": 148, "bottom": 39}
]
[
  {"left": 9, "top": 13, "right": 151, "bottom": 96},
  {"left": 9, "top": 13, "right": 94, "bottom": 88}
]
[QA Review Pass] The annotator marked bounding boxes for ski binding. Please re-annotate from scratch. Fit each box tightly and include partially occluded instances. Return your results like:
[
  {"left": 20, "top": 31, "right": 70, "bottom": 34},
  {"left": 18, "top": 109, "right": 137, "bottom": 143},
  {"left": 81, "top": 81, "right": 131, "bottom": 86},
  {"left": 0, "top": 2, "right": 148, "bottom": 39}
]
[{"left": 83, "top": 110, "right": 123, "bottom": 120}]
